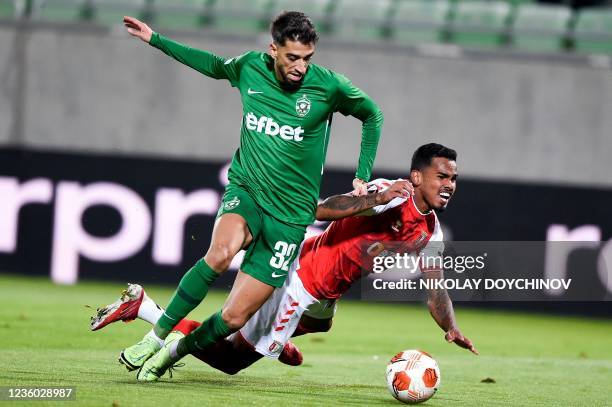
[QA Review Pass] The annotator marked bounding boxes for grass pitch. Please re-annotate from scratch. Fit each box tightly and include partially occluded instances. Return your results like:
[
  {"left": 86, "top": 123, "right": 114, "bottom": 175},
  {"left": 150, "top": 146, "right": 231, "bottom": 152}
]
[{"left": 0, "top": 275, "right": 611, "bottom": 406}]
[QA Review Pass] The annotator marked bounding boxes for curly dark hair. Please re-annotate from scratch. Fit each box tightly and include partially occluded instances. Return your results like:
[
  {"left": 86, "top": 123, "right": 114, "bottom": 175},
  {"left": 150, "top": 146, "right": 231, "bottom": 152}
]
[
  {"left": 270, "top": 11, "right": 319, "bottom": 46},
  {"left": 411, "top": 143, "right": 457, "bottom": 171}
]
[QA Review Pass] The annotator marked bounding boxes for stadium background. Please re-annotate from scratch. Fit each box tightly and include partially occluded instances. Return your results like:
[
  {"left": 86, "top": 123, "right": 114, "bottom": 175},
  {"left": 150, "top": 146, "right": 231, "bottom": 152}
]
[{"left": 0, "top": 1, "right": 611, "bottom": 405}]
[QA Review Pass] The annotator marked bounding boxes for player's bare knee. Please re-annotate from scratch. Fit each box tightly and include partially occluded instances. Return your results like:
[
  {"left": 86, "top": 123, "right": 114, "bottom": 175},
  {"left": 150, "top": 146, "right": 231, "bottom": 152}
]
[
  {"left": 205, "top": 244, "right": 235, "bottom": 272},
  {"left": 221, "top": 307, "right": 248, "bottom": 331}
]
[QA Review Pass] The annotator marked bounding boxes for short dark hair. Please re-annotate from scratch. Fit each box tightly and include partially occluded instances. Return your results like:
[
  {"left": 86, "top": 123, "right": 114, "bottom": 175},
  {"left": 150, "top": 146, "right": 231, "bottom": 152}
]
[
  {"left": 270, "top": 11, "right": 319, "bottom": 46},
  {"left": 410, "top": 143, "right": 457, "bottom": 171}
]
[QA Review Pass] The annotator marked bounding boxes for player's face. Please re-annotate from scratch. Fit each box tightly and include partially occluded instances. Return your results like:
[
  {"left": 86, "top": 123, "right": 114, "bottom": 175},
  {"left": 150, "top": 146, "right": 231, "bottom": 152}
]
[
  {"left": 269, "top": 40, "right": 315, "bottom": 91},
  {"left": 414, "top": 157, "right": 458, "bottom": 212}
]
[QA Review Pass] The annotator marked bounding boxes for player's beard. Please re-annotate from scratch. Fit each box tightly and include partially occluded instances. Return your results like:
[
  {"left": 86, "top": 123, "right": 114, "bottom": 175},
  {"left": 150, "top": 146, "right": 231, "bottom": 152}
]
[{"left": 277, "top": 65, "right": 304, "bottom": 92}]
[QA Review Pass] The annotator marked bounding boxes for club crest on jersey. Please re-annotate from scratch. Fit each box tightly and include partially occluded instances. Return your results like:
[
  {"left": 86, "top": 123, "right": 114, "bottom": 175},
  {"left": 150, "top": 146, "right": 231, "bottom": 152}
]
[
  {"left": 295, "top": 94, "right": 311, "bottom": 117},
  {"left": 268, "top": 340, "right": 284, "bottom": 355},
  {"left": 224, "top": 196, "right": 240, "bottom": 210}
]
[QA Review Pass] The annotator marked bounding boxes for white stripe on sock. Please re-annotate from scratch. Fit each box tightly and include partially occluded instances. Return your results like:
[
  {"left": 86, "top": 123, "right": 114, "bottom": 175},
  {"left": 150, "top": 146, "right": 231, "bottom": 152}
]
[
  {"left": 137, "top": 296, "right": 164, "bottom": 325},
  {"left": 162, "top": 312, "right": 178, "bottom": 321}
]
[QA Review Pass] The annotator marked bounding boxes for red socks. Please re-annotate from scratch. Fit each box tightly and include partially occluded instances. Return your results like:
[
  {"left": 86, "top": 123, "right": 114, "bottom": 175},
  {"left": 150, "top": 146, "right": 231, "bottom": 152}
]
[{"left": 172, "top": 319, "right": 201, "bottom": 335}]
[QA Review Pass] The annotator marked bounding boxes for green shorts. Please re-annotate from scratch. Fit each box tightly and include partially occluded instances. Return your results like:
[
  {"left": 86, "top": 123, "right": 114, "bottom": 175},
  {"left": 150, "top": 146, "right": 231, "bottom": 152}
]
[{"left": 217, "top": 183, "right": 307, "bottom": 288}]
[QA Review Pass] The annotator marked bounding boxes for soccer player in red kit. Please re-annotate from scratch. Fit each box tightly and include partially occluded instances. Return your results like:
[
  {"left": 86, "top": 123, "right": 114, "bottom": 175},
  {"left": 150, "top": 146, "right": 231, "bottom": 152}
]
[{"left": 91, "top": 143, "right": 477, "bottom": 377}]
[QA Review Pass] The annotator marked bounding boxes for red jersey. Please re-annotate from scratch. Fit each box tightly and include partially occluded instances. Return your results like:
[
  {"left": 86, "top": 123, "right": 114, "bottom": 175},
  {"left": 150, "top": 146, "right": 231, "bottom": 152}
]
[{"left": 297, "top": 179, "right": 444, "bottom": 300}]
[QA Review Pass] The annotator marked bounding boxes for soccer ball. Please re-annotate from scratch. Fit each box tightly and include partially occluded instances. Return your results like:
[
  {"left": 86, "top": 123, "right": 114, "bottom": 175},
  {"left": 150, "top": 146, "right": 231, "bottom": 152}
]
[{"left": 385, "top": 349, "right": 441, "bottom": 404}]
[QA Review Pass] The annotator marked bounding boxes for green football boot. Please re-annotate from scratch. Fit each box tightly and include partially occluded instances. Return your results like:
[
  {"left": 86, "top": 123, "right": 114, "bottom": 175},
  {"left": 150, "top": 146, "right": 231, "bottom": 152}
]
[
  {"left": 119, "top": 332, "right": 162, "bottom": 371},
  {"left": 137, "top": 331, "right": 185, "bottom": 382}
]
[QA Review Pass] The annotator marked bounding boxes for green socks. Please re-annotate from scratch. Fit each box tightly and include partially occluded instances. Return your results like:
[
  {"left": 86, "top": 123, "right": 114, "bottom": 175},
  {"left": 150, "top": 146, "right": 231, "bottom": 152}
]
[
  {"left": 176, "top": 311, "right": 234, "bottom": 357},
  {"left": 153, "top": 258, "right": 219, "bottom": 339}
]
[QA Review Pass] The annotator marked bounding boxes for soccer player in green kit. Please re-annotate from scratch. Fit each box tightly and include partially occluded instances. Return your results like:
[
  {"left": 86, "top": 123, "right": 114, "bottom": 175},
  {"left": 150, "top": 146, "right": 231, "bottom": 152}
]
[{"left": 120, "top": 11, "right": 383, "bottom": 381}]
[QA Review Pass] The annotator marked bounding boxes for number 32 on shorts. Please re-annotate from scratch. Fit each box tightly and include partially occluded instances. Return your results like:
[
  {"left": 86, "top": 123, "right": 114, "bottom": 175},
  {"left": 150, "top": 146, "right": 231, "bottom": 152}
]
[{"left": 269, "top": 241, "right": 297, "bottom": 271}]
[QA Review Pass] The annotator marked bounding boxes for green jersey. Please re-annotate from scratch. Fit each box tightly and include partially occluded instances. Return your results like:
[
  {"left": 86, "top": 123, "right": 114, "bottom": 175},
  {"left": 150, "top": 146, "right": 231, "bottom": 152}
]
[{"left": 150, "top": 33, "right": 383, "bottom": 225}]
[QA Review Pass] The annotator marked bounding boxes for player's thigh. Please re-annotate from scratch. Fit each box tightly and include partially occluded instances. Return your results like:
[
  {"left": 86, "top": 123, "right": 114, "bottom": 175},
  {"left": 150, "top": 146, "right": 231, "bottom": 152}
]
[
  {"left": 207, "top": 184, "right": 263, "bottom": 265},
  {"left": 207, "top": 214, "right": 252, "bottom": 255},
  {"left": 222, "top": 271, "right": 275, "bottom": 328},
  {"left": 240, "top": 215, "right": 306, "bottom": 288}
]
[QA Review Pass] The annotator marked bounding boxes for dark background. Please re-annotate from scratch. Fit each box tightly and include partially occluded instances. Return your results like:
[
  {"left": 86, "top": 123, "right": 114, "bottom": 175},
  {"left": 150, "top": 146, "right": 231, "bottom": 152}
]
[{"left": 1, "top": 147, "right": 611, "bottom": 316}]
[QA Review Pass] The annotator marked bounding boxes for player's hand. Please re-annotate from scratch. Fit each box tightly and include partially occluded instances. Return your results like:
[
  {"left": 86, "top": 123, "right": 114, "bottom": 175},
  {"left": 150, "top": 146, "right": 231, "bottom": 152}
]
[
  {"left": 379, "top": 180, "right": 413, "bottom": 204},
  {"left": 123, "top": 16, "right": 153, "bottom": 43},
  {"left": 351, "top": 178, "right": 368, "bottom": 196},
  {"left": 445, "top": 328, "right": 479, "bottom": 355}
]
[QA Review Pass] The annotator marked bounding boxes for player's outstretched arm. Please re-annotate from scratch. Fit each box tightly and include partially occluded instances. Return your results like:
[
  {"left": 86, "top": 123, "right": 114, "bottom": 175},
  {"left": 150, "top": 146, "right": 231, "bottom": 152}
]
[
  {"left": 123, "top": 16, "right": 240, "bottom": 82},
  {"left": 316, "top": 180, "right": 411, "bottom": 221},
  {"left": 424, "top": 271, "right": 479, "bottom": 355}
]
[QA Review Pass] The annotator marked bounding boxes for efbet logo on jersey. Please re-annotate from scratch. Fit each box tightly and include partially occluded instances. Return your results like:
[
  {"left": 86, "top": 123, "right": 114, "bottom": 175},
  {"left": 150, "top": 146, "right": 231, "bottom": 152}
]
[
  {"left": 295, "top": 94, "right": 311, "bottom": 117},
  {"left": 244, "top": 113, "right": 304, "bottom": 141}
]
